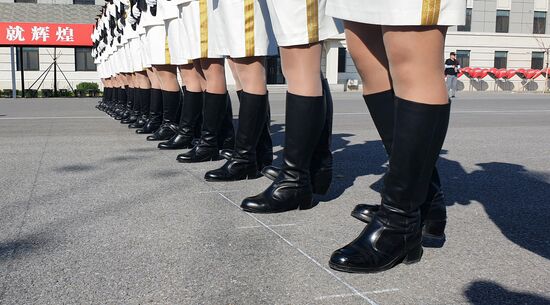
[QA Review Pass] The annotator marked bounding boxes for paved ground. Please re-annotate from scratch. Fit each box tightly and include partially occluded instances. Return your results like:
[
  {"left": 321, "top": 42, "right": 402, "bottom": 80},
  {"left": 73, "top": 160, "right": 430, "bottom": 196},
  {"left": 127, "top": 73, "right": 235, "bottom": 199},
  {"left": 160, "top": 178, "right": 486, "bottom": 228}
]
[{"left": 0, "top": 92, "right": 549, "bottom": 305}]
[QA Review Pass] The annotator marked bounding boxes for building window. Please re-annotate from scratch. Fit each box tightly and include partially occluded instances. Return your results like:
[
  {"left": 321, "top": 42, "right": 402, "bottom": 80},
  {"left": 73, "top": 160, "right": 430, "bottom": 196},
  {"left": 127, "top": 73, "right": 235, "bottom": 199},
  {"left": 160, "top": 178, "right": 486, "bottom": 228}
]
[
  {"left": 531, "top": 51, "right": 545, "bottom": 69},
  {"left": 458, "top": 8, "right": 472, "bottom": 32},
  {"left": 456, "top": 50, "right": 471, "bottom": 68},
  {"left": 73, "top": 0, "right": 95, "bottom": 4},
  {"left": 338, "top": 48, "right": 346, "bottom": 73},
  {"left": 533, "top": 11, "right": 547, "bottom": 34},
  {"left": 496, "top": 10, "right": 510, "bottom": 33},
  {"left": 14, "top": 0, "right": 37, "bottom": 2},
  {"left": 494, "top": 51, "right": 508, "bottom": 69},
  {"left": 16, "top": 47, "right": 39, "bottom": 71},
  {"left": 75, "top": 48, "right": 96, "bottom": 71}
]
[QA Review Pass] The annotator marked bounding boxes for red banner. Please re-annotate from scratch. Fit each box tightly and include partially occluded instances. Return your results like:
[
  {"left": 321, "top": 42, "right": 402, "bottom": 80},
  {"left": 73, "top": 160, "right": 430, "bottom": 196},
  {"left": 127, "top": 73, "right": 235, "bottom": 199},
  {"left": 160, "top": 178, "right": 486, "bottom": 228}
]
[{"left": 0, "top": 22, "right": 94, "bottom": 47}]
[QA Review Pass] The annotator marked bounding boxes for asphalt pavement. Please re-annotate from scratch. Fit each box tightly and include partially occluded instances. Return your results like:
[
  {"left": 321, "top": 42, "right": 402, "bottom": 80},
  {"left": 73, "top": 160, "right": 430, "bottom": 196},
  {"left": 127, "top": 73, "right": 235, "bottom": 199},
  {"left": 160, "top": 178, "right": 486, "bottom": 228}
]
[{"left": 0, "top": 92, "right": 549, "bottom": 305}]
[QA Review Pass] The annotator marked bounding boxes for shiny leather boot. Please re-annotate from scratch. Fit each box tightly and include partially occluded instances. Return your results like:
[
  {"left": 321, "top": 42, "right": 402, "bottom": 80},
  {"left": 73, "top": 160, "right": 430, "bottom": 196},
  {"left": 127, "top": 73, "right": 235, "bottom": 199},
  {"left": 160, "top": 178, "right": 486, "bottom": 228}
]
[
  {"left": 114, "top": 87, "right": 127, "bottom": 120},
  {"left": 350, "top": 91, "right": 447, "bottom": 246},
  {"left": 329, "top": 98, "right": 450, "bottom": 273},
  {"left": 129, "top": 88, "right": 149, "bottom": 128},
  {"left": 125, "top": 87, "right": 141, "bottom": 125},
  {"left": 121, "top": 87, "right": 136, "bottom": 124},
  {"left": 177, "top": 92, "right": 227, "bottom": 163},
  {"left": 259, "top": 78, "right": 333, "bottom": 195},
  {"left": 219, "top": 90, "right": 273, "bottom": 168},
  {"left": 158, "top": 89, "right": 203, "bottom": 149},
  {"left": 136, "top": 88, "right": 162, "bottom": 134},
  {"left": 147, "top": 90, "right": 180, "bottom": 141},
  {"left": 241, "top": 92, "right": 326, "bottom": 213},
  {"left": 219, "top": 94, "right": 236, "bottom": 150},
  {"left": 205, "top": 92, "right": 268, "bottom": 181}
]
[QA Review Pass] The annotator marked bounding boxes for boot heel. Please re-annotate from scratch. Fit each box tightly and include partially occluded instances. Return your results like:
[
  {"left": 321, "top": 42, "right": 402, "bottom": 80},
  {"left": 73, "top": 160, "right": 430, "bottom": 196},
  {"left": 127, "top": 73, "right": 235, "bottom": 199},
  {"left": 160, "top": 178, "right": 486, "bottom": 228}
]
[{"left": 403, "top": 245, "right": 423, "bottom": 265}]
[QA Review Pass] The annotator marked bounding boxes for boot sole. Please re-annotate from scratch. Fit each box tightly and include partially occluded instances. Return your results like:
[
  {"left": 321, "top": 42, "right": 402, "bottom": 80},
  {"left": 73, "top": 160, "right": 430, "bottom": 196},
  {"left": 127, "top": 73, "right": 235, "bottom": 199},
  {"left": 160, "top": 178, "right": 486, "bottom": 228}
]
[
  {"left": 329, "top": 245, "right": 423, "bottom": 274},
  {"left": 241, "top": 200, "right": 315, "bottom": 214},
  {"left": 205, "top": 172, "right": 260, "bottom": 182},
  {"left": 177, "top": 155, "right": 221, "bottom": 163}
]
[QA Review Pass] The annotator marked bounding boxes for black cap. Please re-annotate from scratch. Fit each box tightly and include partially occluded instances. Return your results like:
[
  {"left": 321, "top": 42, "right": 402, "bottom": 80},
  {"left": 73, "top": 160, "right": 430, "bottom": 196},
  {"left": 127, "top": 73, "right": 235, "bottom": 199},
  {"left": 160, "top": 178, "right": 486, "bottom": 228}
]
[{"left": 450, "top": 52, "right": 456, "bottom": 56}]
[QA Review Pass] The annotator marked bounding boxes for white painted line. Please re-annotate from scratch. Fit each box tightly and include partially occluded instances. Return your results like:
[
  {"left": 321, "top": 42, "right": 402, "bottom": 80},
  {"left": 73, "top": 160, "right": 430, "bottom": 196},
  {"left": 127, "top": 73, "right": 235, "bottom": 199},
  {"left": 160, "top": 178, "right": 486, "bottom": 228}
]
[
  {"left": 218, "top": 193, "right": 379, "bottom": 305},
  {"left": 0, "top": 116, "right": 109, "bottom": 120},
  {"left": 198, "top": 189, "right": 240, "bottom": 194},
  {"left": 316, "top": 288, "right": 400, "bottom": 301},
  {"left": 236, "top": 223, "right": 296, "bottom": 230}
]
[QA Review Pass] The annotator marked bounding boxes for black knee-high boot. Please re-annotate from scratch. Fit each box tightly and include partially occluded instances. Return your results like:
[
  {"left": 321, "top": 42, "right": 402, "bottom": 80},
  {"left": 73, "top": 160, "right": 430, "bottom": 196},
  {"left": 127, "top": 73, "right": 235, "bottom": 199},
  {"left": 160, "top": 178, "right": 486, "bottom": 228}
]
[
  {"left": 106, "top": 87, "right": 119, "bottom": 115},
  {"left": 130, "top": 88, "right": 149, "bottom": 128},
  {"left": 136, "top": 88, "right": 162, "bottom": 134},
  {"left": 219, "top": 90, "right": 273, "bottom": 169},
  {"left": 176, "top": 92, "right": 228, "bottom": 163},
  {"left": 126, "top": 87, "right": 141, "bottom": 127},
  {"left": 147, "top": 90, "right": 180, "bottom": 141},
  {"left": 158, "top": 89, "right": 203, "bottom": 149},
  {"left": 329, "top": 98, "right": 450, "bottom": 273},
  {"left": 121, "top": 87, "right": 135, "bottom": 123},
  {"left": 205, "top": 92, "right": 269, "bottom": 181},
  {"left": 350, "top": 90, "right": 447, "bottom": 246},
  {"left": 114, "top": 87, "right": 127, "bottom": 119},
  {"left": 260, "top": 78, "right": 333, "bottom": 195},
  {"left": 241, "top": 92, "right": 326, "bottom": 213},
  {"left": 219, "top": 94, "right": 236, "bottom": 150}
]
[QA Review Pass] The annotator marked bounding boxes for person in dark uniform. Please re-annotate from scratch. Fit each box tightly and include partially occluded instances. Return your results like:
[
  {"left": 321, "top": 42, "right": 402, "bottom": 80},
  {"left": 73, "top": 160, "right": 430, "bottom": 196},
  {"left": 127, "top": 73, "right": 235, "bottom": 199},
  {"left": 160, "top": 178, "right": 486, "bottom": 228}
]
[{"left": 445, "top": 52, "right": 460, "bottom": 98}]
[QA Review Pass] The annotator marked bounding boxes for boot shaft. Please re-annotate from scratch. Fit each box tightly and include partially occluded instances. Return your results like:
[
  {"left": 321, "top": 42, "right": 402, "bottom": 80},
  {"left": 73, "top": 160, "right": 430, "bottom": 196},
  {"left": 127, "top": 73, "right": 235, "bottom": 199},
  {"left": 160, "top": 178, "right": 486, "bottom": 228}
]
[
  {"left": 140, "top": 88, "right": 151, "bottom": 115},
  {"left": 282, "top": 92, "right": 326, "bottom": 176},
  {"left": 234, "top": 92, "right": 269, "bottom": 161},
  {"left": 199, "top": 92, "right": 229, "bottom": 149},
  {"left": 179, "top": 89, "right": 203, "bottom": 134},
  {"left": 161, "top": 90, "right": 182, "bottom": 123},
  {"left": 383, "top": 98, "right": 450, "bottom": 213}
]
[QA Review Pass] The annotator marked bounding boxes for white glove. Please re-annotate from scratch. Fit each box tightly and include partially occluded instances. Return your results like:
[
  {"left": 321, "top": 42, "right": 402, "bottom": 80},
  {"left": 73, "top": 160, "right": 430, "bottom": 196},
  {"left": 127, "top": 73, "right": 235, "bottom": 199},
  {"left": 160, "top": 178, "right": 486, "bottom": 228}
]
[
  {"left": 132, "top": 4, "right": 141, "bottom": 17},
  {"left": 145, "top": 0, "right": 157, "bottom": 7}
]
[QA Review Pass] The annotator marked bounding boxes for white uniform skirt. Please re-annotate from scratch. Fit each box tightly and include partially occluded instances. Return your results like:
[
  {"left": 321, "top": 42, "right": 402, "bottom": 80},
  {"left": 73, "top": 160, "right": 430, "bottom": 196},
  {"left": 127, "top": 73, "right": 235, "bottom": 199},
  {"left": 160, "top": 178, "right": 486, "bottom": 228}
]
[
  {"left": 122, "top": 43, "right": 134, "bottom": 73},
  {"left": 180, "top": 0, "right": 222, "bottom": 59},
  {"left": 211, "top": 0, "right": 277, "bottom": 58},
  {"left": 139, "top": 33, "right": 152, "bottom": 69},
  {"left": 146, "top": 24, "right": 171, "bottom": 65},
  {"left": 265, "top": 0, "right": 343, "bottom": 47},
  {"left": 326, "top": 0, "right": 466, "bottom": 26},
  {"left": 129, "top": 37, "right": 144, "bottom": 72},
  {"left": 166, "top": 15, "right": 190, "bottom": 65}
]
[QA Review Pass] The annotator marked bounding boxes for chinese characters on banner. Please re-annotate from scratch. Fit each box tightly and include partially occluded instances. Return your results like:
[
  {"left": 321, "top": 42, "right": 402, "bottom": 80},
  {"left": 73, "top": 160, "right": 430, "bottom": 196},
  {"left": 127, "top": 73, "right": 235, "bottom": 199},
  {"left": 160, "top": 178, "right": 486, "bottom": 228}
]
[{"left": 0, "top": 22, "right": 93, "bottom": 46}]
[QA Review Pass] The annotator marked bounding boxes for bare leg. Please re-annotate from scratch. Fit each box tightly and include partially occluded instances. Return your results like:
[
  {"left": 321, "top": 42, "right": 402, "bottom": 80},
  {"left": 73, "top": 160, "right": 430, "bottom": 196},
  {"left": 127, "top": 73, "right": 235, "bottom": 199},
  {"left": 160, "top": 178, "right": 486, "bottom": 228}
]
[
  {"left": 231, "top": 57, "right": 267, "bottom": 95},
  {"left": 199, "top": 58, "right": 227, "bottom": 94},
  {"left": 382, "top": 26, "right": 449, "bottom": 105},
  {"left": 227, "top": 58, "right": 243, "bottom": 92},
  {"left": 344, "top": 22, "right": 391, "bottom": 95},
  {"left": 280, "top": 43, "right": 322, "bottom": 96},
  {"left": 179, "top": 63, "right": 203, "bottom": 92},
  {"left": 153, "top": 64, "right": 180, "bottom": 92}
]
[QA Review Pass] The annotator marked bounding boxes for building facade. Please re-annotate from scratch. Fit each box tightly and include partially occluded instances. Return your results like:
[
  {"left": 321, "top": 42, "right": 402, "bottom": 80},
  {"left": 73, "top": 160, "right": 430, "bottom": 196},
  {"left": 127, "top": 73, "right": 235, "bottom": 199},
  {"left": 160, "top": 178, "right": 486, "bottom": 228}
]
[{"left": 1, "top": 0, "right": 549, "bottom": 94}]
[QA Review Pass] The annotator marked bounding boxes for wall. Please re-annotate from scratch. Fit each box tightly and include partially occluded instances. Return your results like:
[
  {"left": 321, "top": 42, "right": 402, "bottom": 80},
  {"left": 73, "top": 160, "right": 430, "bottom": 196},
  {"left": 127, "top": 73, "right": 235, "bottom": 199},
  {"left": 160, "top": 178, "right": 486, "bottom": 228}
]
[{"left": 0, "top": 46, "right": 99, "bottom": 91}]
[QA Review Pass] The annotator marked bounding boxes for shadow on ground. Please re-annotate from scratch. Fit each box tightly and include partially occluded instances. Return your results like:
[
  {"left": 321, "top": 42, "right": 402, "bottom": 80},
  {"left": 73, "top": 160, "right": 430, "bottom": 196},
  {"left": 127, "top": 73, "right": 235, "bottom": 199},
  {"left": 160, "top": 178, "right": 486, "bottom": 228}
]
[{"left": 464, "top": 280, "right": 550, "bottom": 305}]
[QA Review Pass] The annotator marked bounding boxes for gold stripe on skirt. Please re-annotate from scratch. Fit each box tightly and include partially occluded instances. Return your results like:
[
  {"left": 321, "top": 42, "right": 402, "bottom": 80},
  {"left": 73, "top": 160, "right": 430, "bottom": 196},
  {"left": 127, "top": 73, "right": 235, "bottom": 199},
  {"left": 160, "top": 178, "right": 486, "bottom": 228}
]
[
  {"left": 306, "top": 0, "right": 319, "bottom": 43},
  {"left": 165, "top": 35, "right": 171, "bottom": 65},
  {"left": 200, "top": 0, "right": 209, "bottom": 58},
  {"left": 244, "top": 0, "right": 255, "bottom": 57},
  {"left": 421, "top": 0, "right": 442, "bottom": 25}
]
